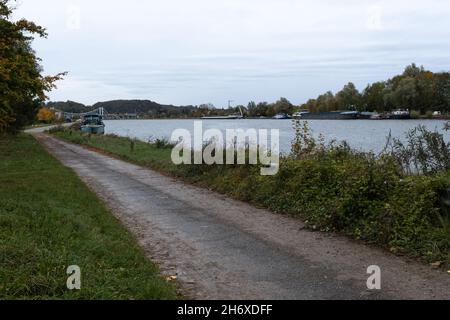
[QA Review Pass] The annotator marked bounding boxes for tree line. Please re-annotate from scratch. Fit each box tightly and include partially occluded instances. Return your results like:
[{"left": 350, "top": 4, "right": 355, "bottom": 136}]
[
  {"left": 220, "top": 64, "right": 450, "bottom": 118},
  {"left": 299, "top": 64, "right": 450, "bottom": 115}
]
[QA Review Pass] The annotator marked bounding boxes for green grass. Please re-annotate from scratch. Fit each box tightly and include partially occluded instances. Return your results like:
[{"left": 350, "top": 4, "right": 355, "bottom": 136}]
[
  {"left": 53, "top": 130, "right": 450, "bottom": 268},
  {"left": 0, "top": 134, "right": 178, "bottom": 300}
]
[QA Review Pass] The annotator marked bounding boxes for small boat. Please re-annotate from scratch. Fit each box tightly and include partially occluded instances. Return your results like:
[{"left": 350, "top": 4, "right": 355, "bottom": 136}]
[
  {"left": 273, "top": 113, "right": 292, "bottom": 120},
  {"left": 292, "top": 111, "right": 310, "bottom": 119},
  {"left": 81, "top": 114, "right": 105, "bottom": 134},
  {"left": 359, "top": 112, "right": 377, "bottom": 119},
  {"left": 370, "top": 114, "right": 383, "bottom": 120},
  {"left": 390, "top": 110, "right": 411, "bottom": 120},
  {"left": 369, "top": 112, "right": 391, "bottom": 120},
  {"left": 339, "top": 111, "right": 359, "bottom": 120}
]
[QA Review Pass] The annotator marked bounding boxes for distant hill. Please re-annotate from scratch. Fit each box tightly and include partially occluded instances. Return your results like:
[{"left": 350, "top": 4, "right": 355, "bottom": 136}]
[
  {"left": 46, "top": 100, "right": 88, "bottom": 113},
  {"left": 92, "top": 100, "right": 191, "bottom": 115},
  {"left": 46, "top": 100, "right": 198, "bottom": 118}
]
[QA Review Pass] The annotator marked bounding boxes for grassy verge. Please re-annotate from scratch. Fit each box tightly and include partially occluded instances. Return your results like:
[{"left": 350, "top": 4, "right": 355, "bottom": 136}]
[
  {"left": 52, "top": 129, "right": 450, "bottom": 268},
  {"left": 0, "top": 134, "right": 178, "bottom": 300}
]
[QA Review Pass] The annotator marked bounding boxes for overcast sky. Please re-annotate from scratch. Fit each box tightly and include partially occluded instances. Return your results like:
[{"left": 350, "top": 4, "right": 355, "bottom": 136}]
[{"left": 13, "top": 0, "right": 450, "bottom": 107}]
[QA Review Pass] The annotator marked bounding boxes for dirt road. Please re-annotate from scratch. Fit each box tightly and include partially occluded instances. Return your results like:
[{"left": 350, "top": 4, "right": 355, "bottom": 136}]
[{"left": 32, "top": 132, "right": 450, "bottom": 300}]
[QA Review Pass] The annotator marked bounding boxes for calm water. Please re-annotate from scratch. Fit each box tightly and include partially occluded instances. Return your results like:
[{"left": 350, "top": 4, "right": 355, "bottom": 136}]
[{"left": 104, "top": 119, "right": 450, "bottom": 154}]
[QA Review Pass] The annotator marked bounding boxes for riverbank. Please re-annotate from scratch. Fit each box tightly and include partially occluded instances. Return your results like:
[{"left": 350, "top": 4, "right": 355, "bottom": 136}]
[
  {"left": 0, "top": 134, "right": 178, "bottom": 299},
  {"left": 52, "top": 128, "right": 450, "bottom": 268}
]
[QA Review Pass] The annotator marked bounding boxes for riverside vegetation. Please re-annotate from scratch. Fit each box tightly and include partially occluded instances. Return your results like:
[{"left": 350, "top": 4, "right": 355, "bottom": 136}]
[{"left": 52, "top": 121, "right": 450, "bottom": 268}]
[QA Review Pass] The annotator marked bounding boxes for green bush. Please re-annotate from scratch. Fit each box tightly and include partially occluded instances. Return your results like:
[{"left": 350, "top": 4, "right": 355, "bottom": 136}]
[
  {"left": 410, "top": 110, "right": 421, "bottom": 119},
  {"left": 426, "top": 110, "right": 434, "bottom": 118}
]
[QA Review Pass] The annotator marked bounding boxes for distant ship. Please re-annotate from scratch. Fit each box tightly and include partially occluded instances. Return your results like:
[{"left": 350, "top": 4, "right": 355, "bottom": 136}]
[
  {"left": 273, "top": 113, "right": 292, "bottom": 120},
  {"left": 202, "top": 114, "right": 244, "bottom": 120},
  {"left": 293, "top": 111, "right": 359, "bottom": 120},
  {"left": 202, "top": 106, "right": 244, "bottom": 120}
]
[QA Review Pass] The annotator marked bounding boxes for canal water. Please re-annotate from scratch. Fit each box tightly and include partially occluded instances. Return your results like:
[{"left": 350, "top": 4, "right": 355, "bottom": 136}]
[{"left": 104, "top": 119, "right": 450, "bottom": 154}]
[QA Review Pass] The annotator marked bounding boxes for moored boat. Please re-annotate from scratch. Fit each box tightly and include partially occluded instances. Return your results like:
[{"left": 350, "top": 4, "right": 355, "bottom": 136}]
[
  {"left": 81, "top": 114, "right": 105, "bottom": 134},
  {"left": 339, "top": 111, "right": 359, "bottom": 119},
  {"left": 390, "top": 110, "right": 411, "bottom": 120},
  {"left": 294, "top": 111, "right": 359, "bottom": 120},
  {"left": 292, "top": 111, "right": 309, "bottom": 119},
  {"left": 273, "top": 113, "right": 292, "bottom": 119}
]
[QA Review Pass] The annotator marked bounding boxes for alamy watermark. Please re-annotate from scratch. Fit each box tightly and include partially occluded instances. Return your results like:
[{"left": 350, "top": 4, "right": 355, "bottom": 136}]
[
  {"left": 66, "top": 4, "right": 81, "bottom": 30},
  {"left": 170, "top": 121, "right": 280, "bottom": 176},
  {"left": 66, "top": 265, "right": 81, "bottom": 290},
  {"left": 366, "top": 265, "right": 381, "bottom": 290}
]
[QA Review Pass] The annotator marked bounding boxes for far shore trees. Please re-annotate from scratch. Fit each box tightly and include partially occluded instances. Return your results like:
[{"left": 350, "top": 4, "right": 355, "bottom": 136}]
[{"left": 299, "top": 63, "right": 450, "bottom": 115}]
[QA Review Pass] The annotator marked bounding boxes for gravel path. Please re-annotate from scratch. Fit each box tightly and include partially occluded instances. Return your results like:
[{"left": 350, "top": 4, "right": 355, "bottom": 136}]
[{"left": 32, "top": 132, "right": 450, "bottom": 300}]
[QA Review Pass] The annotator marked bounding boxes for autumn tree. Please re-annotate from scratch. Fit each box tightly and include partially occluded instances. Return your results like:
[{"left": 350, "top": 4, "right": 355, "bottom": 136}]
[
  {"left": 362, "top": 82, "right": 386, "bottom": 112},
  {"left": 255, "top": 102, "right": 269, "bottom": 117},
  {"left": 302, "top": 99, "right": 318, "bottom": 113},
  {"left": 316, "top": 91, "right": 336, "bottom": 112},
  {"left": 335, "top": 82, "right": 361, "bottom": 111},
  {"left": 402, "top": 63, "right": 424, "bottom": 78},
  {"left": 246, "top": 101, "right": 257, "bottom": 116},
  {"left": 416, "top": 71, "right": 435, "bottom": 114},
  {"left": 392, "top": 77, "right": 418, "bottom": 110},
  {"left": 270, "top": 97, "right": 294, "bottom": 116},
  {"left": 36, "top": 107, "right": 56, "bottom": 123},
  {"left": 434, "top": 73, "right": 450, "bottom": 113},
  {"left": 0, "top": 0, "right": 65, "bottom": 134}
]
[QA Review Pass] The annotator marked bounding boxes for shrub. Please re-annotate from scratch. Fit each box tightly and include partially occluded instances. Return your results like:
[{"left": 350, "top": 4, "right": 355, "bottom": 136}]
[
  {"left": 410, "top": 110, "right": 421, "bottom": 119},
  {"left": 148, "top": 137, "right": 174, "bottom": 149},
  {"left": 387, "top": 125, "right": 450, "bottom": 174}
]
